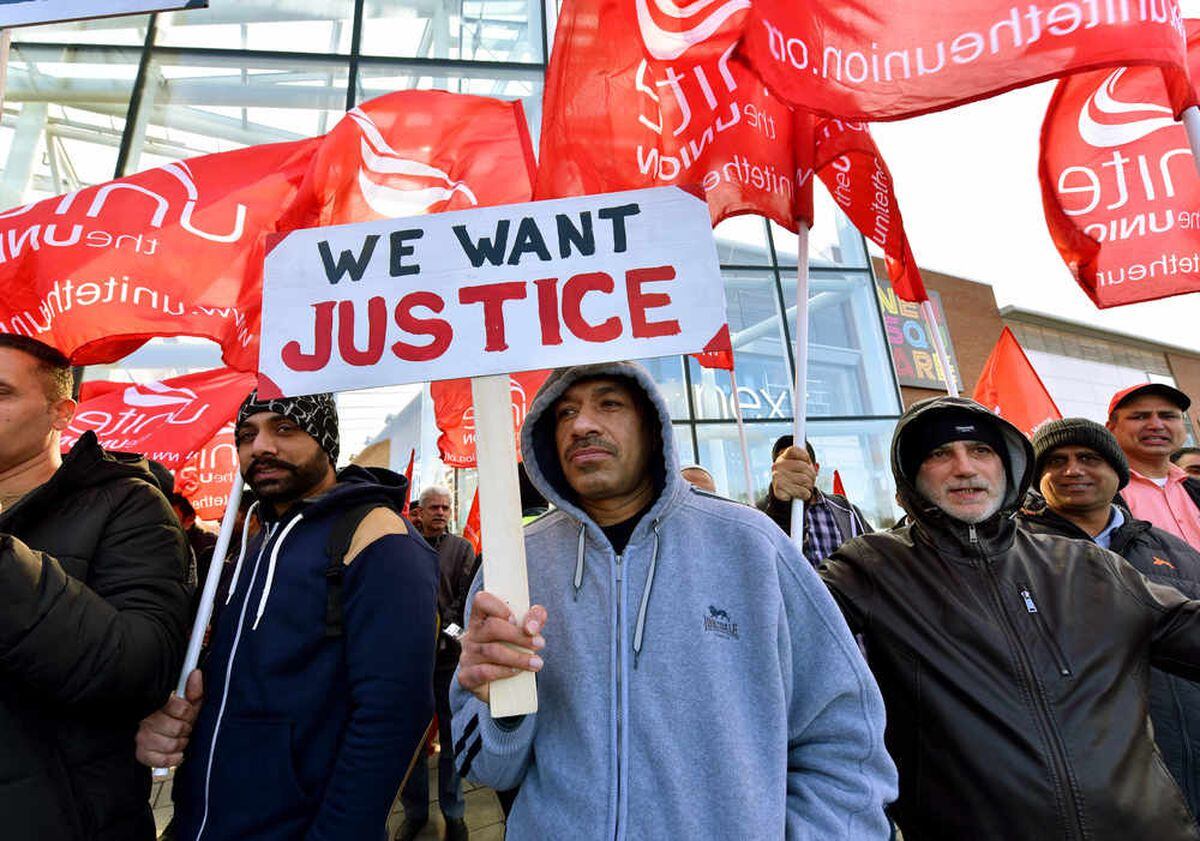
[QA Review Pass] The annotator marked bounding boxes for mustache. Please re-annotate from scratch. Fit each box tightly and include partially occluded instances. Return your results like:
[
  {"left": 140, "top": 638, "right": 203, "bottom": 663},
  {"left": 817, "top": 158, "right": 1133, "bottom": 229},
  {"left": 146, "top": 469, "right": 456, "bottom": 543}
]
[
  {"left": 248, "top": 456, "right": 297, "bottom": 476},
  {"left": 566, "top": 436, "right": 617, "bottom": 459}
]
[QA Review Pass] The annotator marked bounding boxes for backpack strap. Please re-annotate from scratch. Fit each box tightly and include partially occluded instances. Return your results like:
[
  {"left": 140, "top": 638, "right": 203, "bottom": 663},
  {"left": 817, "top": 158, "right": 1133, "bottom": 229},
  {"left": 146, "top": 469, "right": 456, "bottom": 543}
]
[{"left": 324, "top": 501, "right": 397, "bottom": 638}]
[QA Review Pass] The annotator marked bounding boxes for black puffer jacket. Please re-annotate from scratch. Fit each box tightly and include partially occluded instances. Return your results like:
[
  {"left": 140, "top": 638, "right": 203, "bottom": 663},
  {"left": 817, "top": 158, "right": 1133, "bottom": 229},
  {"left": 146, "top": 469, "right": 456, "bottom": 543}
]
[
  {"left": 1020, "top": 499, "right": 1200, "bottom": 825},
  {"left": 821, "top": 397, "right": 1200, "bottom": 841},
  {"left": 0, "top": 432, "right": 190, "bottom": 841}
]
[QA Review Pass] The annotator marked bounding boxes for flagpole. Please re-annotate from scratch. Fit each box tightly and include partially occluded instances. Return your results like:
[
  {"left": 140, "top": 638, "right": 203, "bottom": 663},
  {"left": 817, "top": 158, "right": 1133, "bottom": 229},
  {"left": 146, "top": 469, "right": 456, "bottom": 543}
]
[
  {"left": 728, "top": 367, "right": 755, "bottom": 502},
  {"left": 154, "top": 477, "right": 244, "bottom": 777},
  {"left": 921, "top": 298, "right": 960, "bottom": 398},
  {"left": 1183, "top": 106, "right": 1200, "bottom": 176},
  {"left": 789, "top": 223, "right": 810, "bottom": 546},
  {"left": 0, "top": 29, "right": 12, "bottom": 118}
]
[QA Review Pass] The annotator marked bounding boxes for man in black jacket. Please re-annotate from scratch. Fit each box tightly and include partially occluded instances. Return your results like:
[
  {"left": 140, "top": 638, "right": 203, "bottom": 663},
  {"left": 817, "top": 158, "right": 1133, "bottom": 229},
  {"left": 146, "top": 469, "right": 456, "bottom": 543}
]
[
  {"left": 822, "top": 395, "right": 1200, "bottom": 840},
  {"left": 758, "top": 434, "right": 870, "bottom": 564},
  {"left": 395, "top": 485, "right": 476, "bottom": 841},
  {"left": 0, "top": 334, "right": 191, "bottom": 841},
  {"left": 1018, "top": 417, "right": 1200, "bottom": 824}
]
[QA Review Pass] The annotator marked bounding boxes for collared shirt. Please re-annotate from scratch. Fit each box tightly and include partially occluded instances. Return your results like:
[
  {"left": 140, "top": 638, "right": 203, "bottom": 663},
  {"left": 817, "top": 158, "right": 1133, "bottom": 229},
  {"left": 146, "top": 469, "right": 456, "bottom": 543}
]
[
  {"left": 1093, "top": 505, "right": 1126, "bottom": 550},
  {"left": 803, "top": 488, "right": 843, "bottom": 567},
  {"left": 1124, "top": 465, "right": 1200, "bottom": 550}
]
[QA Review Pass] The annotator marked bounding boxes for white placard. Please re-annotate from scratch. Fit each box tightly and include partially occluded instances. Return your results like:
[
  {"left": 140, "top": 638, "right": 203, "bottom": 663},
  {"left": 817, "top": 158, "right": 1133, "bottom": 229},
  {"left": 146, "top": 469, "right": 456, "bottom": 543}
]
[
  {"left": 0, "top": 1, "right": 206, "bottom": 27},
  {"left": 258, "top": 186, "right": 728, "bottom": 399}
]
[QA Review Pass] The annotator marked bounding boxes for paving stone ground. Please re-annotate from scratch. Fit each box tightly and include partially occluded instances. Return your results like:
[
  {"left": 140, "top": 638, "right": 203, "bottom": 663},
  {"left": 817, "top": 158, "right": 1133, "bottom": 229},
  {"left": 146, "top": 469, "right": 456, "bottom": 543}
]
[{"left": 149, "top": 749, "right": 505, "bottom": 841}]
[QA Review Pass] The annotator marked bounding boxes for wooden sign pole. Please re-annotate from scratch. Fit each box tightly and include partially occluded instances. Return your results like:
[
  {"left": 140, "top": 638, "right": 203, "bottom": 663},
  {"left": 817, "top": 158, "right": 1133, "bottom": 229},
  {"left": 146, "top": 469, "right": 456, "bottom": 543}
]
[{"left": 470, "top": 373, "right": 538, "bottom": 717}]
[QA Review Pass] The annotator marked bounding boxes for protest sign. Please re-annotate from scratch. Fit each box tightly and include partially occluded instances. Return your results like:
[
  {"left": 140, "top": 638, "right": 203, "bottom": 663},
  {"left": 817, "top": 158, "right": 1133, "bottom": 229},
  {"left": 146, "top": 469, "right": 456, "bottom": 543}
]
[
  {"left": 874, "top": 280, "right": 961, "bottom": 391},
  {"left": 258, "top": 186, "right": 730, "bottom": 398},
  {"left": 0, "top": 0, "right": 205, "bottom": 27}
]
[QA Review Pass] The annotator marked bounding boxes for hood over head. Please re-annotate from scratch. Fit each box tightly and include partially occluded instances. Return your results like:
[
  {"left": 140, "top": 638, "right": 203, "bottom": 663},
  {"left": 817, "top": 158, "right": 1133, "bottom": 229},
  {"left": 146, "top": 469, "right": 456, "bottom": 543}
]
[
  {"left": 892, "top": 396, "right": 1033, "bottom": 527},
  {"left": 520, "top": 361, "right": 682, "bottom": 527}
]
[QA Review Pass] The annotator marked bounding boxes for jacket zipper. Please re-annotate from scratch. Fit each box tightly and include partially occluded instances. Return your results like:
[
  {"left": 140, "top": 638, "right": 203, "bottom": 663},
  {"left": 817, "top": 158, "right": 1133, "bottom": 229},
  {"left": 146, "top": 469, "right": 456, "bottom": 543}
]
[
  {"left": 613, "top": 551, "right": 624, "bottom": 841},
  {"left": 972, "top": 525, "right": 1086, "bottom": 841},
  {"left": 1018, "top": 585, "right": 1071, "bottom": 677}
]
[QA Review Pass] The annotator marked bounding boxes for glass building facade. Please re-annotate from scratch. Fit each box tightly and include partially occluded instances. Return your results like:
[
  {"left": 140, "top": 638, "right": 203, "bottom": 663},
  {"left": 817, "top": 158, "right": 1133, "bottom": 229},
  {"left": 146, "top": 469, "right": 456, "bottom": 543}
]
[{"left": 1, "top": 1, "right": 905, "bottom": 526}]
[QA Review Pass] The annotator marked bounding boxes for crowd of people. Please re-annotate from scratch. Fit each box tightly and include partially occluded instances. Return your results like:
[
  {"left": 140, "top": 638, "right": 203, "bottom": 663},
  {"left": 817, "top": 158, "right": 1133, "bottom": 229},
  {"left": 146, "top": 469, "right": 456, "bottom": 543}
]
[{"left": 5, "top": 330, "right": 1200, "bottom": 840}]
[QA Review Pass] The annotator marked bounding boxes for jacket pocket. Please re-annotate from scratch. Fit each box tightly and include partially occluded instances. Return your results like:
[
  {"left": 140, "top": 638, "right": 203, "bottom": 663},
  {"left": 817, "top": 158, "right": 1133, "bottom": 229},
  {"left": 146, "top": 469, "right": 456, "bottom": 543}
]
[
  {"left": 206, "top": 717, "right": 310, "bottom": 835},
  {"left": 1017, "top": 584, "right": 1072, "bottom": 677}
]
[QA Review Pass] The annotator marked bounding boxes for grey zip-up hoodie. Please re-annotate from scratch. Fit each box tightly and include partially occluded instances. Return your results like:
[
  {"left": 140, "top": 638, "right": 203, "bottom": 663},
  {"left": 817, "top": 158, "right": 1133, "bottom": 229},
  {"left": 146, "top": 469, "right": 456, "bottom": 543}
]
[{"left": 449, "top": 361, "right": 897, "bottom": 839}]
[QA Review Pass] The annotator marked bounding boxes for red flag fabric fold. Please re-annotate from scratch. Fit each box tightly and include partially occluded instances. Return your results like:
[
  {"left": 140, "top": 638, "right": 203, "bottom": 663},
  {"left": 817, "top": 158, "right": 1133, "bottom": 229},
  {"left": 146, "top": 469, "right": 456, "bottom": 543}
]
[
  {"left": 1040, "top": 20, "right": 1200, "bottom": 307},
  {"left": 175, "top": 423, "right": 239, "bottom": 521},
  {"left": 832, "top": 469, "right": 847, "bottom": 497},
  {"left": 463, "top": 489, "right": 482, "bottom": 556},
  {"left": 972, "top": 327, "right": 1062, "bottom": 437},
  {"left": 741, "top": 0, "right": 1196, "bottom": 121},
  {"left": 431, "top": 371, "right": 551, "bottom": 469},
  {"left": 65, "top": 367, "right": 256, "bottom": 471}
]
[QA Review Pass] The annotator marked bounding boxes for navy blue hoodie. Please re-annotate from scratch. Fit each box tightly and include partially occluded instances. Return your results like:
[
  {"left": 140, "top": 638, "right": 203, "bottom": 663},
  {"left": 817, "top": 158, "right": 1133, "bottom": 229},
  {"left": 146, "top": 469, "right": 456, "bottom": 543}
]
[{"left": 173, "top": 467, "right": 438, "bottom": 841}]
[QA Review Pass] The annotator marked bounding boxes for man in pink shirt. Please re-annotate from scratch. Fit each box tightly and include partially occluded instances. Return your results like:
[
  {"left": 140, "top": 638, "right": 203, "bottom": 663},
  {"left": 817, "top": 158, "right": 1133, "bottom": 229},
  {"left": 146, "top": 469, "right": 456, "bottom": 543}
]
[{"left": 1108, "top": 383, "right": 1200, "bottom": 550}]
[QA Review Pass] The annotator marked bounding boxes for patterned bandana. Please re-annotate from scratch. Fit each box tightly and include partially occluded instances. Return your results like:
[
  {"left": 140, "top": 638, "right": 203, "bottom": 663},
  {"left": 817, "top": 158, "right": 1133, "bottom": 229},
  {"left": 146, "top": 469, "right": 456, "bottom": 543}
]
[{"left": 236, "top": 391, "right": 340, "bottom": 464}]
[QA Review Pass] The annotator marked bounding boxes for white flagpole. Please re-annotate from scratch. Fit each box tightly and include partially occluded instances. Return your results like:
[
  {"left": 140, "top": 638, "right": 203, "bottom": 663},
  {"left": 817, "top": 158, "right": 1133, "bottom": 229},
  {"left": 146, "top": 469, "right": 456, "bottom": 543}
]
[
  {"left": 154, "top": 477, "right": 244, "bottom": 776},
  {"left": 789, "top": 223, "right": 810, "bottom": 546},
  {"left": 1182, "top": 106, "right": 1200, "bottom": 176},
  {"left": 728, "top": 367, "right": 755, "bottom": 501},
  {"left": 921, "top": 298, "right": 960, "bottom": 398}
]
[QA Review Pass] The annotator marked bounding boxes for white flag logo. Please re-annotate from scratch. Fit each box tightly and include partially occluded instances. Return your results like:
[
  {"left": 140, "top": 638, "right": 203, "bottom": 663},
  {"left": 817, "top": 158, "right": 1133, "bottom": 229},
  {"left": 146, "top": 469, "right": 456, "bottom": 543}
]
[
  {"left": 123, "top": 382, "right": 199, "bottom": 408},
  {"left": 1078, "top": 68, "right": 1178, "bottom": 148},
  {"left": 635, "top": 0, "right": 748, "bottom": 61}
]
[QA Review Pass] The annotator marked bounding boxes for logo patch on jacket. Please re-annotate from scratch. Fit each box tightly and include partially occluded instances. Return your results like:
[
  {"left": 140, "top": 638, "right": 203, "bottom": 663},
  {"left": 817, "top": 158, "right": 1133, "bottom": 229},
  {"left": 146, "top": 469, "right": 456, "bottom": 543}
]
[
  {"left": 704, "top": 604, "right": 739, "bottom": 640},
  {"left": 1153, "top": 556, "right": 1177, "bottom": 569}
]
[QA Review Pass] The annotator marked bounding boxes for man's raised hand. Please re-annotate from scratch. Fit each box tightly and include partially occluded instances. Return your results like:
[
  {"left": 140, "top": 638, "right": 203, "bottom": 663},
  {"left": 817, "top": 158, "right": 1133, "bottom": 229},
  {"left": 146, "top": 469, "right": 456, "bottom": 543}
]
[{"left": 457, "top": 591, "right": 547, "bottom": 704}]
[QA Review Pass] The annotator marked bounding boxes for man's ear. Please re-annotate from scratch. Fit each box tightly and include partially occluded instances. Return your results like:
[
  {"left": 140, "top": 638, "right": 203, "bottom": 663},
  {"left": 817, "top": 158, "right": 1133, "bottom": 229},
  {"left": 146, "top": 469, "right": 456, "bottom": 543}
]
[{"left": 51, "top": 397, "right": 77, "bottom": 431}]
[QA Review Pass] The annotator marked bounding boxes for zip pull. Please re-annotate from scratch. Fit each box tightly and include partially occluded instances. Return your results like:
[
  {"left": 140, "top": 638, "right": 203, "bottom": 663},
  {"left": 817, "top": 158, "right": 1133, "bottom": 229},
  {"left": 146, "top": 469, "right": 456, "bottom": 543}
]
[
  {"left": 968, "top": 523, "right": 978, "bottom": 544},
  {"left": 615, "top": 553, "right": 623, "bottom": 583},
  {"left": 1020, "top": 588, "right": 1038, "bottom": 614}
]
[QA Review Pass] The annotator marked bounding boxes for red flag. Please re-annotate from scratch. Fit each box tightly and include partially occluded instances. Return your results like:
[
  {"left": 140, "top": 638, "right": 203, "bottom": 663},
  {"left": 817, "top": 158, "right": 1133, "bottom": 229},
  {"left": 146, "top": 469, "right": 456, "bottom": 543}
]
[
  {"left": 463, "top": 489, "right": 482, "bottom": 556},
  {"left": 63, "top": 367, "right": 256, "bottom": 471},
  {"left": 534, "top": 0, "right": 814, "bottom": 230},
  {"left": 1040, "top": 20, "right": 1200, "bottom": 308},
  {"left": 813, "top": 118, "right": 928, "bottom": 302},
  {"left": 972, "top": 328, "right": 1062, "bottom": 437},
  {"left": 401, "top": 449, "right": 416, "bottom": 516},
  {"left": 0, "top": 90, "right": 536, "bottom": 368},
  {"left": 280, "top": 90, "right": 537, "bottom": 230},
  {"left": 832, "top": 469, "right": 847, "bottom": 497},
  {"left": 692, "top": 324, "right": 735, "bottom": 369},
  {"left": 175, "top": 423, "right": 239, "bottom": 521},
  {"left": 430, "top": 370, "right": 552, "bottom": 468},
  {"left": 741, "top": 0, "right": 1196, "bottom": 121}
]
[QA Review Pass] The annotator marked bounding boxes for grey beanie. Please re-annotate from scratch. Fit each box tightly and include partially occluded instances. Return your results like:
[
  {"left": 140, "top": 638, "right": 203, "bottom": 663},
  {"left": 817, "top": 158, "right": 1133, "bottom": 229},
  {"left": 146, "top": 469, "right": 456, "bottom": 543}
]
[{"left": 1031, "top": 418, "right": 1130, "bottom": 490}]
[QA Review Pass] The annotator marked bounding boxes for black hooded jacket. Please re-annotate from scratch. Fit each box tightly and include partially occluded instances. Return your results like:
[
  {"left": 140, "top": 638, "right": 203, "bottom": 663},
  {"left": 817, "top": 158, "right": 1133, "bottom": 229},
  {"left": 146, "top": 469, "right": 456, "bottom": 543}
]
[
  {"left": 821, "top": 397, "right": 1200, "bottom": 841},
  {"left": 0, "top": 431, "right": 191, "bottom": 841},
  {"left": 1020, "top": 499, "right": 1200, "bottom": 825}
]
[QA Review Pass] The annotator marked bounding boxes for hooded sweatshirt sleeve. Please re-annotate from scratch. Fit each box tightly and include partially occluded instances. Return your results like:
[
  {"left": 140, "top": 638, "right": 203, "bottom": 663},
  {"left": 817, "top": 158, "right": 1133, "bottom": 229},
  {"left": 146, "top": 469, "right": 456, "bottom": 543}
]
[
  {"left": 0, "top": 478, "right": 190, "bottom": 715},
  {"left": 777, "top": 542, "right": 897, "bottom": 839},
  {"left": 304, "top": 529, "right": 439, "bottom": 841},
  {"left": 449, "top": 568, "right": 538, "bottom": 792}
]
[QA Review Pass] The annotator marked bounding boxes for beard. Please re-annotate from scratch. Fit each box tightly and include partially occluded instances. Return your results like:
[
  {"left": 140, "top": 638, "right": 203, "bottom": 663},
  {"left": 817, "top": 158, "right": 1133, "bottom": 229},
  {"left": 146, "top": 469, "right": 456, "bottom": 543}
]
[{"left": 246, "top": 450, "right": 331, "bottom": 505}]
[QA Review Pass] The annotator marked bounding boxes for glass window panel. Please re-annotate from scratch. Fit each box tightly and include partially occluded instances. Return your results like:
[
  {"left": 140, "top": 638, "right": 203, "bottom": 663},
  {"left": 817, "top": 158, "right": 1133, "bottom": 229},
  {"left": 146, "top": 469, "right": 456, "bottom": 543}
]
[
  {"left": 779, "top": 269, "right": 901, "bottom": 418},
  {"left": 713, "top": 215, "right": 770, "bottom": 266},
  {"left": 13, "top": 14, "right": 152, "bottom": 45},
  {"left": 807, "top": 418, "right": 901, "bottom": 529},
  {"left": 360, "top": 0, "right": 544, "bottom": 64},
  {"left": 769, "top": 179, "right": 868, "bottom": 268},
  {"left": 0, "top": 44, "right": 139, "bottom": 206},
  {"left": 635, "top": 355, "right": 688, "bottom": 420},
  {"left": 693, "top": 420, "right": 791, "bottom": 504},
  {"left": 689, "top": 269, "right": 793, "bottom": 422},
  {"left": 673, "top": 422, "right": 697, "bottom": 465},
  {"left": 155, "top": 0, "right": 355, "bottom": 54},
  {"left": 125, "top": 53, "right": 349, "bottom": 173}
]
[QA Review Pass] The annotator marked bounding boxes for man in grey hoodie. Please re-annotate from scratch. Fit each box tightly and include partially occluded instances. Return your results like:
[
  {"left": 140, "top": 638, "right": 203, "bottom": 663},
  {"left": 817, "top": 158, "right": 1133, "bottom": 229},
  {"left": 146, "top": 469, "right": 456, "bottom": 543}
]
[{"left": 449, "top": 362, "right": 897, "bottom": 840}]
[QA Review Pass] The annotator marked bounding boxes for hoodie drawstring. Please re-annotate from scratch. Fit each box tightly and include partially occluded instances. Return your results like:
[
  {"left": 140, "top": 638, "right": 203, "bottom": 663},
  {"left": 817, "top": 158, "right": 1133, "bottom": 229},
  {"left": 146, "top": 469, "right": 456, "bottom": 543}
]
[
  {"left": 252, "top": 513, "right": 304, "bottom": 630},
  {"left": 223, "top": 501, "right": 261, "bottom": 606},
  {"left": 573, "top": 522, "right": 586, "bottom": 600},
  {"left": 632, "top": 520, "right": 661, "bottom": 666}
]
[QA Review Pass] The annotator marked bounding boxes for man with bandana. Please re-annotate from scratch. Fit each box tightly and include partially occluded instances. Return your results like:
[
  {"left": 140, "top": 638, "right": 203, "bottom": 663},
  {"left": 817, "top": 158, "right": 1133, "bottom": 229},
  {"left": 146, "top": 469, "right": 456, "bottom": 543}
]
[{"left": 135, "top": 392, "right": 439, "bottom": 841}]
